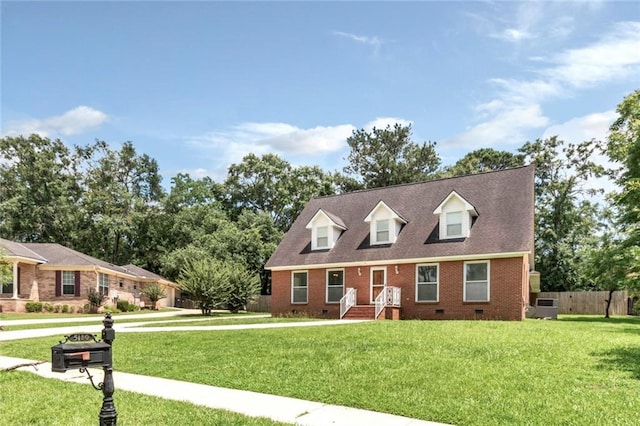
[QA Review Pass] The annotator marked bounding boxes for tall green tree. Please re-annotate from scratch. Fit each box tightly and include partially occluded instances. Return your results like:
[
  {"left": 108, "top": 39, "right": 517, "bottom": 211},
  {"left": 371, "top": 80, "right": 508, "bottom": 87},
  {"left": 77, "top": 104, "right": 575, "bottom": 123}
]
[
  {"left": 607, "top": 89, "right": 640, "bottom": 248},
  {"left": 519, "top": 136, "right": 605, "bottom": 292},
  {"left": 341, "top": 123, "right": 440, "bottom": 190},
  {"left": 442, "top": 148, "right": 525, "bottom": 177},
  {"left": 222, "top": 153, "right": 335, "bottom": 231},
  {"left": 77, "top": 140, "right": 164, "bottom": 265},
  {"left": 0, "top": 134, "right": 83, "bottom": 244}
]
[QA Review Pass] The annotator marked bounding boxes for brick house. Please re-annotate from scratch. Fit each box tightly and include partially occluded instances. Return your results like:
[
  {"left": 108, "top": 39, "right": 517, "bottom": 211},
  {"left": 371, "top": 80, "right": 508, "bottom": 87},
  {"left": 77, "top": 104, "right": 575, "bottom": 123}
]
[
  {"left": 265, "top": 166, "right": 536, "bottom": 321},
  {"left": 0, "top": 240, "right": 176, "bottom": 313}
]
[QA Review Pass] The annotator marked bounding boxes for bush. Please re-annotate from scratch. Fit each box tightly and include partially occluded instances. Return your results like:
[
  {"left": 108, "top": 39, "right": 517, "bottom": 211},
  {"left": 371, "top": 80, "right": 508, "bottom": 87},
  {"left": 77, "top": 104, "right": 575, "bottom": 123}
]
[
  {"left": 116, "top": 300, "right": 138, "bottom": 312},
  {"left": 25, "top": 302, "right": 43, "bottom": 313},
  {"left": 53, "top": 304, "right": 61, "bottom": 313},
  {"left": 61, "top": 304, "right": 69, "bottom": 313},
  {"left": 87, "top": 288, "right": 105, "bottom": 314},
  {"left": 43, "top": 303, "right": 54, "bottom": 313}
]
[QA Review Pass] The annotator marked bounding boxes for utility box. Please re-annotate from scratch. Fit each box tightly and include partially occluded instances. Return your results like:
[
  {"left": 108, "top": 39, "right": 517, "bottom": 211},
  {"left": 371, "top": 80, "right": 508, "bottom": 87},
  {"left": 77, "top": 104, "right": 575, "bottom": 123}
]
[{"left": 535, "top": 298, "right": 559, "bottom": 319}]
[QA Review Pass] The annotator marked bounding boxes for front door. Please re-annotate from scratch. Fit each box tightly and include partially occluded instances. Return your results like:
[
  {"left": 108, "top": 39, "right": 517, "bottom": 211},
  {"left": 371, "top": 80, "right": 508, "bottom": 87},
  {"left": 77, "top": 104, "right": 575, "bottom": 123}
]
[{"left": 371, "top": 267, "right": 386, "bottom": 303}]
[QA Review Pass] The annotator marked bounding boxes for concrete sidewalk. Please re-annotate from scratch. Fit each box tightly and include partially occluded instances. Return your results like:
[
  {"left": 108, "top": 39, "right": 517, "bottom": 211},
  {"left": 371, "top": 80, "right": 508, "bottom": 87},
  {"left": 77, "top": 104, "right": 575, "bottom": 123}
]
[{"left": 0, "top": 355, "right": 447, "bottom": 426}]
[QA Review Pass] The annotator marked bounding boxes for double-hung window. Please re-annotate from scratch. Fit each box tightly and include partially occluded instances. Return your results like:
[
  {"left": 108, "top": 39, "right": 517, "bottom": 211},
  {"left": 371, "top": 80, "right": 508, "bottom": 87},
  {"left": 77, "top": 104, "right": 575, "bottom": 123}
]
[
  {"left": 99, "top": 273, "right": 109, "bottom": 297},
  {"left": 446, "top": 211, "right": 463, "bottom": 237},
  {"left": 416, "top": 264, "right": 438, "bottom": 302},
  {"left": 376, "top": 219, "right": 390, "bottom": 243},
  {"left": 292, "top": 271, "right": 308, "bottom": 304},
  {"left": 62, "top": 271, "right": 76, "bottom": 296},
  {"left": 316, "top": 226, "right": 329, "bottom": 249},
  {"left": 464, "top": 261, "right": 489, "bottom": 302},
  {"left": 326, "top": 269, "right": 344, "bottom": 303}
]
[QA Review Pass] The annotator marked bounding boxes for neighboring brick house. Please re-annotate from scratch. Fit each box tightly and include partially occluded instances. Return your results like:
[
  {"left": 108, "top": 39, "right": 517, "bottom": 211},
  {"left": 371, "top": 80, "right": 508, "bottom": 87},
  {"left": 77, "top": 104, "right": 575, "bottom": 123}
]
[
  {"left": 0, "top": 240, "right": 176, "bottom": 313},
  {"left": 265, "top": 166, "right": 537, "bottom": 321}
]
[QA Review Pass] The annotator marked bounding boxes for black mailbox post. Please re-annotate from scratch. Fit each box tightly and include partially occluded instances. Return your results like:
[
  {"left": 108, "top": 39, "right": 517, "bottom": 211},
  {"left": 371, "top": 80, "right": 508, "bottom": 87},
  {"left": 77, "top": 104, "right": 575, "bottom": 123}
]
[{"left": 51, "top": 313, "right": 117, "bottom": 425}]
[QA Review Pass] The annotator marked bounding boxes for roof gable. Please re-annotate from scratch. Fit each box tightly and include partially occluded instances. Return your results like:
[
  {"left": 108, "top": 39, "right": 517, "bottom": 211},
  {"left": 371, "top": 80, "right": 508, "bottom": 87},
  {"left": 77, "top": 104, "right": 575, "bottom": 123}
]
[
  {"left": 364, "top": 201, "right": 408, "bottom": 224},
  {"left": 305, "top": 209, "right": 347, "bottom": 230},
  {"left": 433, "top": 190, "right": 478, "bottom": 216}
]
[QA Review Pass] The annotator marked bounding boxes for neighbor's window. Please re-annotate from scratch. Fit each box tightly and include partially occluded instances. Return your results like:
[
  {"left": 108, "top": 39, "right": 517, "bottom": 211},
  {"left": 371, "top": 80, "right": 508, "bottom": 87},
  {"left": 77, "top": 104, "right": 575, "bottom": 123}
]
[
  {"left": 446, "top": 211, "right": 463, "bottom": 237},
  {"left": 62, "top": 271, "right": 75, "bottom": 296},
  {"left": 99, "top": 273, "right": 109, "bottom": 297},
  {"left": 376, "top": 219, "right": 390, "bottom": 243},
  {"left": 416, "top": 264, "right": 438, "bottom": 302},
  {"left": 464, "top": 261, "right": 489, "bottom": 302},
  {"left": 316, "top": 226, "right": 329, "bottom": 249},
  {"left": 326, "top": 269, "right": 344, "bottom": 303},
  {"left": 292, "top": 271, "right": 308, "bottom": 304}
]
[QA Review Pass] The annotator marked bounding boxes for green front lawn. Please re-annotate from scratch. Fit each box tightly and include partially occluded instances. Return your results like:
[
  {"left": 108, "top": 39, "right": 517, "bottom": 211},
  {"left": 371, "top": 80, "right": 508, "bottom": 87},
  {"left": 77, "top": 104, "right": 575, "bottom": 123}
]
[
  {"left": 2, "top": 316, "right": 639, "bottom": 425},
  {"left": 0, "top": 371, "right": 285, "bottom": 425}
]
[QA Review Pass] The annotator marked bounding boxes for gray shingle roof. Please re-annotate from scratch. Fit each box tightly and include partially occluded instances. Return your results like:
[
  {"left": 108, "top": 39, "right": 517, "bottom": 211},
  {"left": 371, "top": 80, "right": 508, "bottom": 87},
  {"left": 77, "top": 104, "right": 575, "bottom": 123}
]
[
  {"left": 1, "top": 239, "right": 173, "bottom": 283},
  {"left": 266, "top": 165, "right": 535, "bottom": 269}
]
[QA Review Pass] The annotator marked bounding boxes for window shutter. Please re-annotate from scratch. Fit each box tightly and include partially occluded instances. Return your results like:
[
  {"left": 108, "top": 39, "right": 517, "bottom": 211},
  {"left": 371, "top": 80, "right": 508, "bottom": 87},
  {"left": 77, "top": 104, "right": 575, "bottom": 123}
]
[
  {"left": 55, "top": 271, "right": 61, "bottom": 297},
  {"left": 74, "top": 271, "right": 81, "bottom": 296},
  {"left": 17, "top": 266, "right": 21, "bottom": 295}
]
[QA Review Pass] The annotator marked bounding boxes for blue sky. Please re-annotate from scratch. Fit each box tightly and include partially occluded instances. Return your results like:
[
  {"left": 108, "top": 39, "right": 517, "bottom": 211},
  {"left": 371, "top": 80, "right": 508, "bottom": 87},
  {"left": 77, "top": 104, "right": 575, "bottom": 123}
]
[{"left": 2, "top": 1, "right": 639, "bottom": 186}]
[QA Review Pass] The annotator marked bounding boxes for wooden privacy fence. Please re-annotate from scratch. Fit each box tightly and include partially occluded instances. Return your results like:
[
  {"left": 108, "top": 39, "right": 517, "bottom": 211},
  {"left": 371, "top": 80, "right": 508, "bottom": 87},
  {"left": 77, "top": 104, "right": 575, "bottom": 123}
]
[
  {"left": 247, "top": 295, "right": 271, "bottom": 313},
  {"left": 538, "top": 291, "right": 629, "bottom": 315}
]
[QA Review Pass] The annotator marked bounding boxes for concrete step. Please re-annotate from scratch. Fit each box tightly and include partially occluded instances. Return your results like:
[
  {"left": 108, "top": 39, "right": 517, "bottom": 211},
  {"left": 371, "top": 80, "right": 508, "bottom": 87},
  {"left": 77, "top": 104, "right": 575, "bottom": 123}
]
[{"left": 342, "top": 305, "right": 375, "bottom": 320}]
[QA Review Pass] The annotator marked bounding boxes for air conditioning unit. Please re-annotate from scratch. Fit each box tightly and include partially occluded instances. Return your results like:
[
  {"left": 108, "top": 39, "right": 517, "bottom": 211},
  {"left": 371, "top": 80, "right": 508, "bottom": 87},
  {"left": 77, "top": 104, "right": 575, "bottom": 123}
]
[{"left": 535, "top": 298, "right": 558, "bottom": 319}]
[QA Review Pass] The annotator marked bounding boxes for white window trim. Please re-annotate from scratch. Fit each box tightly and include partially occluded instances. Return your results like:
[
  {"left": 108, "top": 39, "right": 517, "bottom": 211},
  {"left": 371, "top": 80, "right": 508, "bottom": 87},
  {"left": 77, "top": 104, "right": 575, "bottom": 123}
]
[
  {"left": 325, "top": 268, "right": 344, "bottom": 304},
  {"left": 99, "top": 273, "right": 109, "bottom": 297},
  {"left": 415, "top": 263, "right": 439, "bottom": 303},
  {"left": 370, "top": 266, "right": 387, "bottom": 304},
  {"left": 463, "top": 260, "right": 490, "bottom": 302},
  {"left": 62, "top": 271, "right": 75, "bottom": 296},
  {"left": 291, "top": 270, "right": 308, "bottom": 304}
]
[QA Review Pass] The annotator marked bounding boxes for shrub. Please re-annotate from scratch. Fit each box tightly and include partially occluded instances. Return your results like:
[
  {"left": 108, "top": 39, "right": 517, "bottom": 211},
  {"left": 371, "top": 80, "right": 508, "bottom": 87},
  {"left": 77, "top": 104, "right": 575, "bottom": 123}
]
[
  {"left": 61, "top": 304, "right": 69, "bottom": 313},
  {"left": 87, "top": 288, "right": 105, "bottom": 314},
  {"left": 141, "top": 282, "right": 167, "bottom": 310},
  {"left": 43, "top": 303, "right": 54, "bottom": 313},
  {"left": 117, "top": 300, "right": 137, "bottom": 312},
  {"left": 25, "top": 302, "right": 43, "bottom": 313},
  {"left": 53, "top": 304, "right": 61, "bottom": 313}
]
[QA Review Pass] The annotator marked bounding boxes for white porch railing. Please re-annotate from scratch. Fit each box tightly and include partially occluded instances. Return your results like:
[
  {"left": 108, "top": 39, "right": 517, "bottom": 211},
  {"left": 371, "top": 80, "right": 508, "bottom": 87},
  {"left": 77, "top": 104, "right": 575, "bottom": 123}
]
[
  {"left": 339, "top": 287, "right": 357, "bottom": 319},
  {"left": 374, "top": 286, "right": 401, "bottom": 319}
]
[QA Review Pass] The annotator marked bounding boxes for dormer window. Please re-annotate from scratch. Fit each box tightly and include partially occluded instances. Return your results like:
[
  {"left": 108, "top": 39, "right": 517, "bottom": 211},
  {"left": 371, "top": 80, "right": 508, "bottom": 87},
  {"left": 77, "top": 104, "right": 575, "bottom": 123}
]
[
  {"left": 365, "top": 201, "right": 407, "bottom": 246},
  {"left": 433, "top": 191, "right": 478, "bottom": 240},
  {"left": 376, "top": 219, "right": 390, "bottom": 243},
  {"left": 446, "top": 211, "right": 463, "bottom": 237},
  {"left": 316, "top": 226, "right": 329, "bottom": 248},
  {"left": 305, "top": 209, "right": 347, "bottom": 251}
]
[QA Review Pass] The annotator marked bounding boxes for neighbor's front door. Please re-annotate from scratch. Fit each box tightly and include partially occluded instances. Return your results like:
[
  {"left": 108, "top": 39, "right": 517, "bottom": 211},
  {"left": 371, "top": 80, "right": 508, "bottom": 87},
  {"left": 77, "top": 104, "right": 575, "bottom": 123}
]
[{"left": 371, "top": 267, "right": 386, "bottom": 303}]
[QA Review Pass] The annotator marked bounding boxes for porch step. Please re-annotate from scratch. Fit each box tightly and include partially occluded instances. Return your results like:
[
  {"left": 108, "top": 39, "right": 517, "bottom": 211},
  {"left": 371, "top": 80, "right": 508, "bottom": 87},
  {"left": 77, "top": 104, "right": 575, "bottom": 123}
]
[{"left": 342, "top": 305, "right": 375, "bottom": 320}]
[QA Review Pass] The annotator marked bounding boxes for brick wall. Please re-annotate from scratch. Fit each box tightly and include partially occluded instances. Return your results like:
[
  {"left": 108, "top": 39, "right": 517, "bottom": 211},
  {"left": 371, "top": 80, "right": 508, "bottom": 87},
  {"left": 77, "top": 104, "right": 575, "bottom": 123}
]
[{"left": 270, "top": 256, "right": 527, "bottom": 321}]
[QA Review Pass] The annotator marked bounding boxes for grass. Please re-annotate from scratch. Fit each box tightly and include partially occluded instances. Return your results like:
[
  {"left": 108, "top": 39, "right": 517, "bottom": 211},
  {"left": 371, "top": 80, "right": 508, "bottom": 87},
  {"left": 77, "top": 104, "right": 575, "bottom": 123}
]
[
  {"left": 136, "top": 316, "right": 318, "bottom": 327},
  {"left": 0, "top": 371, "right": 285, "bottom": 425},
  {"left": 0, "top": 307, "right": 178, "bottom": 320},
  {"left": 2, "top": 316, "right": 640, "bottom": 425}
]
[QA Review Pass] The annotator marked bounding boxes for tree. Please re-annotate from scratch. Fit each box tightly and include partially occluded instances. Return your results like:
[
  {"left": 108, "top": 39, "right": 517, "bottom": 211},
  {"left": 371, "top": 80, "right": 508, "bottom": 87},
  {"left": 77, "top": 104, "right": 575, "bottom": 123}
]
[
  {"left": 177, "top": 258, "right": 259, "bottom": 315},
  {"left": 341, "top": 123, "right": 440, "bottom": 190},
  {"left": 222, "top": 153, "right": 335, "bottom": 231},
  {"left": 442, "top": 148, "right": 525, "bottom": 177},
  {"left": 519, "top": 136, "right": 605, "bottom": 291},
  {"left": 607, "top": 89, "right": 640, "bottom": 248},
  {"left": 77, "top": 140, "right": 165, "bottom": 265},
  {"left": 0, "top": 134, "right": 83, "bottom": 245},
  {"left": 141, "top": 282, "right": 167, "bottom": 310},
  {"left": 0, "top": 247, "right": 12, "bottom": 293},
  {"left": 586, "top": 233, "right": 640, "bottom": 318}
]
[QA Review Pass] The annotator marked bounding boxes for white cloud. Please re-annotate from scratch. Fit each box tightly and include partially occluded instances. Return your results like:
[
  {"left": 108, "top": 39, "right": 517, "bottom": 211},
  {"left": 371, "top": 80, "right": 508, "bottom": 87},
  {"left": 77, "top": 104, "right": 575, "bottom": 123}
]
[
  {"left": 448, "top": 104, "right": 549, "bottom": 148},
  {"left": 363, "top": 117, "right": 413, "bottom": 132},
  {"left": 333, "top": 31, "right": 383, "bottom": 54},
  {"left": 450, "top": 21, "right": 640, "bottom": 150},
  {"left": 188, "top": 121, "right": 356, "bottom": 181},
  {"left": 542, "top": 22, "right": 640, "bottom": 89},
  {"left": 2, "top": 106, "right": 108, "bottom": 137}
]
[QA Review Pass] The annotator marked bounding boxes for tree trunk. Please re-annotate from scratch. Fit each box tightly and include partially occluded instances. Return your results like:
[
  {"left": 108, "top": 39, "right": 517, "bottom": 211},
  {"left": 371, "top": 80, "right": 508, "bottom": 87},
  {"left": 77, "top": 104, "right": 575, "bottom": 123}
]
[{"left": 605, "top": 289, "right": 615, "bottom": 318}]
